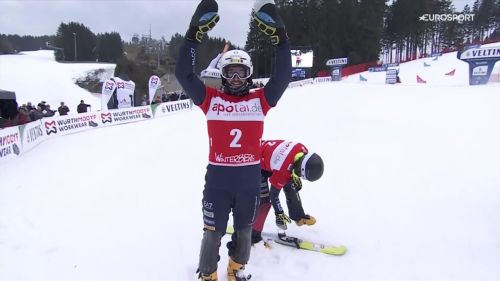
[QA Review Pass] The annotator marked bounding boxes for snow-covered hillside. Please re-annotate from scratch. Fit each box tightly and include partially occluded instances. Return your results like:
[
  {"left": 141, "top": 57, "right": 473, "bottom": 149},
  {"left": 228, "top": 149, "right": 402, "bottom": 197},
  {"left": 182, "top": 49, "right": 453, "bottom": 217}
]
[
  {"left": 345, "top": 41, "right": 500, "bottom": 85},
  {"left": 0, "top": 50, "right": 115, "bottom": 111}
]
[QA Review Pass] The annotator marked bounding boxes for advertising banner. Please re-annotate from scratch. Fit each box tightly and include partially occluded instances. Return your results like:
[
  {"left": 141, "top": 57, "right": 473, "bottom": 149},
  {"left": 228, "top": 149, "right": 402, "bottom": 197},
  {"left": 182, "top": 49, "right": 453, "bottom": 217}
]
[
  {"left": 19, "top": 120, "right": 46, "bottom": 154},
  {"left": 326, "top": 58, "right": 349, "bottom": 66},
  {"left": 152, "top": 100, "right": 193, "bottom": 118},
  {"left": 291, "top": 68, "right": 306, "bottom": 80},
  {"left": 383, "top": 63, "right": 400, "bottom": 68},
  {"left": 43, "top": 112, "right": 100, "bottom": 138},
  {"left": 148, "top": 75, "right": 161, "bottom": 103},
  {"left": 368, "top": 66, "right": 387, "bottom": 72},
  {"left": 331, "top": 67, "right": 342, "bottom": 81},
  {"left": 326, "top": 57, "right": 348, "bottom": 82},
  {"left": 101, "top": 79, "right": 116, "bottom": 110},
  {"left": 458, "top": 45, "right": 500, "bottom": 85},
  {"left": 99, "top": 106, "right": 153, "bottom": 127},
  {"left": 0, "top": 126, "right": 21, "bottom": 161},
  {"left": 386, "top": 69, "right": 398, "bottom": 84}
]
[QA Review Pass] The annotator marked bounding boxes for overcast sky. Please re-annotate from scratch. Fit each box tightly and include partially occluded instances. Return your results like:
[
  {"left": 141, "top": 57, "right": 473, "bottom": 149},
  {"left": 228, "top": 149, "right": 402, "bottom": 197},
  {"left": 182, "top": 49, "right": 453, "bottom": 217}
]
[{"left": 0, "top": 0, "right": 475, "bottom": 48}]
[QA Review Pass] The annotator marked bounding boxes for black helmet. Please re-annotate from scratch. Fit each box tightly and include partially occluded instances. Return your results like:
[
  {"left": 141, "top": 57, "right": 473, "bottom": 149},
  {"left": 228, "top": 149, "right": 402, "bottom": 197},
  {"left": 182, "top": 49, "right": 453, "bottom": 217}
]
[{"left": 294, "top": 153, "right": 324, "bottom": 182}]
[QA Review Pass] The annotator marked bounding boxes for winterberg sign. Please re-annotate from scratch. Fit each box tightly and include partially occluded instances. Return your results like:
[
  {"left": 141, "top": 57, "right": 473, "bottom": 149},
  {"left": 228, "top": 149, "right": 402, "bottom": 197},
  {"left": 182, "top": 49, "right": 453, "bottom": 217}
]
[{"left": 458, "top": 45, "right": 500, "bottom": 85}]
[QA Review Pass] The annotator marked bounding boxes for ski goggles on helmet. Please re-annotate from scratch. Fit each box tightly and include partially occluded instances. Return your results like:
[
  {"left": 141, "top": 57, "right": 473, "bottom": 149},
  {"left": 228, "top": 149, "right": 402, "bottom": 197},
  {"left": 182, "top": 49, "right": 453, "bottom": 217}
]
[{"left": 221, "top": 64, "right": 251, "bottom": 80}]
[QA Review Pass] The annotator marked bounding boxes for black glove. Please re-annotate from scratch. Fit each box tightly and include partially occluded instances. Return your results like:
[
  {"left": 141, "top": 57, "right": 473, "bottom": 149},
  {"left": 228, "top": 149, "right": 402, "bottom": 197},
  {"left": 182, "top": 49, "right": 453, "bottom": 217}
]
[
  {"left": 186, "top": 0, "right": 220, "bottom": 43},
  {"left": 275, "top": 212, "right": 291, "bottom": 230},
  {"left": 252, "top": 0, "right": 288, "bottom": 45}
]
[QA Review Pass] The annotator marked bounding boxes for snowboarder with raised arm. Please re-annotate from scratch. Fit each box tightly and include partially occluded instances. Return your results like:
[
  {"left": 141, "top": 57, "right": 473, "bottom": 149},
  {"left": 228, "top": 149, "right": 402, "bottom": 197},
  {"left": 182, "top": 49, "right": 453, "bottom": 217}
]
[{"left": 174, "top": 0, "right": 291, "bottom": 280}]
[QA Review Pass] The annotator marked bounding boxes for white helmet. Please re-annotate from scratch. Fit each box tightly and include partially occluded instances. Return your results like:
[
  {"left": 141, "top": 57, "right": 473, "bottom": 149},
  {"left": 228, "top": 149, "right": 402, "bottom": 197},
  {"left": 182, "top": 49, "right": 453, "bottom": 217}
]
[
  {"left": 219, "top": 50, "right": 253, "bottom": 80},
  {"left": 219, "top": 50, "right": 254, "bottom": 95}
]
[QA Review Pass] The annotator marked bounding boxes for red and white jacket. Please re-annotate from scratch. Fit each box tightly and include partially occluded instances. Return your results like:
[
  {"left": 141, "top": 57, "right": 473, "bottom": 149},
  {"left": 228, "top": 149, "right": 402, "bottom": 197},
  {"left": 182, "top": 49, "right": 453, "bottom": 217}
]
[
  {"left": 199, "top": 87, "right": 272, "bottom": 167},
  {"left": 260, "top": 140, "right": 308, "bottom": 189}
]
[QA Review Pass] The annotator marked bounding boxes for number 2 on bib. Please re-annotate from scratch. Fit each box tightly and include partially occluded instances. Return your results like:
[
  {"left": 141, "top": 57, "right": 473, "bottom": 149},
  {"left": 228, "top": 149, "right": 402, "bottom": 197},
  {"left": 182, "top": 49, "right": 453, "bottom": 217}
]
[{"left": 229, "top": 129, "right": 242, "bottom": 148}]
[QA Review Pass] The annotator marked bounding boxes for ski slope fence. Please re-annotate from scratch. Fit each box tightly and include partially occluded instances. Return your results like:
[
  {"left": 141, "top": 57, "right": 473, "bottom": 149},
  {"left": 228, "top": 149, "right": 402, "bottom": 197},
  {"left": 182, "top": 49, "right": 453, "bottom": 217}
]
[{"left": 0, "top": 99, "right": 193, "bottom": 163}]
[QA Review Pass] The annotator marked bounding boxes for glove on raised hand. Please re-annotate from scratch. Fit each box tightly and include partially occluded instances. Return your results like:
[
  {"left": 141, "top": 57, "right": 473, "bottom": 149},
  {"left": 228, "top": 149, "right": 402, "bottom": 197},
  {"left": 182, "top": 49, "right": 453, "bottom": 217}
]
[
  {"left": 252, "top": 0, "right": 288, "bottom": 45},
  {"left": 186, "top": 0, "right": 220, "bottom": 43}
]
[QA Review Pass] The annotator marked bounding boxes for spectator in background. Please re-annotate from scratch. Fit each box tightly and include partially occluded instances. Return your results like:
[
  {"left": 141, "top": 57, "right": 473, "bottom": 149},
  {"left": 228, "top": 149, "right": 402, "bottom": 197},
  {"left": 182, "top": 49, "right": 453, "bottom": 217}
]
[
  {"left": 0, "top": 114, "right": 5, "bottom": 129},
  {"left": 29, "top": 106, "right": 44, "bottom": 121},
  {"left": 58, "top": 102, "right": 70, "bottom": 115},
  {"left": 26, "top": 102, "right": 34, "bottom": 111},
  {"left": 140, "top": 94, "right": 148, "bottom": 106},
  {"left": 38, "top": 101, "right": 47, "bottom": 111},
  {"left": 179, "top": 91, "right": 189, "bottom": 100},
  {"left": 151, "top": 95, "right": 162, "bottom": 105},
  {"left": 18, "top": 105, "right": 31, "bottom": 122},
  {"left": 43, "top": 104, "right": 56, "bottom": 117},
  {"left": 0, "top": 99, "right": 29, "bottom": 128},
  {"left": 77, "top": 100, "right": 91, "bottom": 113},
  {"left": 167, "top": 91, "right": 180, "bottom": 101}
]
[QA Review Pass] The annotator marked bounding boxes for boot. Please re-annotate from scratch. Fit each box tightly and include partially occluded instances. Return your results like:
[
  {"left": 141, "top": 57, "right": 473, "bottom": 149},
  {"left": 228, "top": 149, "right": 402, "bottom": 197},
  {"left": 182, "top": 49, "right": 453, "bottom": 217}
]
[
  {"left": 199, "top": 271, "right": 217, "bottom": 281},
  {"left": 227, "top": 258, "right": 251, "bottom": 281},
  {"left": 295, "top": 214, "right": 316, "bottom": 226}
]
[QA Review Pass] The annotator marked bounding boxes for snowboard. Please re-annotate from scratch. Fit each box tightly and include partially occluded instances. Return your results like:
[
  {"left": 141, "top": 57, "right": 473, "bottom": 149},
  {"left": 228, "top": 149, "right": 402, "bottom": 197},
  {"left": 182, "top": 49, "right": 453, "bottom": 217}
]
[{"left": 226, "top": 226, "right": 347, "bottom": 256}]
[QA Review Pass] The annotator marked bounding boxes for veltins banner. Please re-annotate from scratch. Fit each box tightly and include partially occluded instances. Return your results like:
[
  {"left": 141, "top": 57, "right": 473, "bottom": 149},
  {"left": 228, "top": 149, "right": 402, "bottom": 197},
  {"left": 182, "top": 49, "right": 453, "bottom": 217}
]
[
  {"left": 152, "top": 99, "right": 193, "bottom": 118},
  {"left": 19, "top": 120, "right": 46, "bottom": 154},
  {"left": 458, "top": 45, "right": 500, "bottom": 85}
]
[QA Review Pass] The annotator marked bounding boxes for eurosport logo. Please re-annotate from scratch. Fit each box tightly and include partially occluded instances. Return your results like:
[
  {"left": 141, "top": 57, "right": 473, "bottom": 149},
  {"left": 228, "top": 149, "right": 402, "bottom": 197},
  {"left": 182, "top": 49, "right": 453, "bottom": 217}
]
[{"left": 419, "top": 14, "right": 474, "bottom": 22}]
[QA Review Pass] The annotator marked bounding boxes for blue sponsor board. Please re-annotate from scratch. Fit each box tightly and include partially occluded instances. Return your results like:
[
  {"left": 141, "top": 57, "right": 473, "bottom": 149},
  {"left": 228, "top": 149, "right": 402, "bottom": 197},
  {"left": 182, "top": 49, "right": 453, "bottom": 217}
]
[
  {"left": 385, "top": 69, "right": 398, "bottom": 84},
  {"left": 292, "top": 68, "right": 306, "bottom": 79},
  {"left": 331, "top": 67, "right": 342, "bottom": 81},
  {"left": 326, "top": 57, "right": 348, "bottom": 81},
  {"left": 458, "top": 45, "right": 500, "bottom": 85},
  {"left": 368, "top": 63, "right": 399, "bottom": 72},
  {"left": 383, "top": 63, "right": 399, "bottom": 68},
  {"left": 368, "top": 66, "right": 387, "bottom": 72}
]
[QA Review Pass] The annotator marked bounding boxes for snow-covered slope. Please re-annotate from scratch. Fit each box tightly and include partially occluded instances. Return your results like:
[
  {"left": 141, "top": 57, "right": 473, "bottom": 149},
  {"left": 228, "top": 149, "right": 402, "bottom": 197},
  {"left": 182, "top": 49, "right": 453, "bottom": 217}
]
[
  {"left": 0, "top": 50, "right": 499, "bottom": 281},
  {"left": 0, "top": 50, "right": 115, "bottom": 111},
  {"left": 346, "top": 41, "right": 500, "bottom": 85}
]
